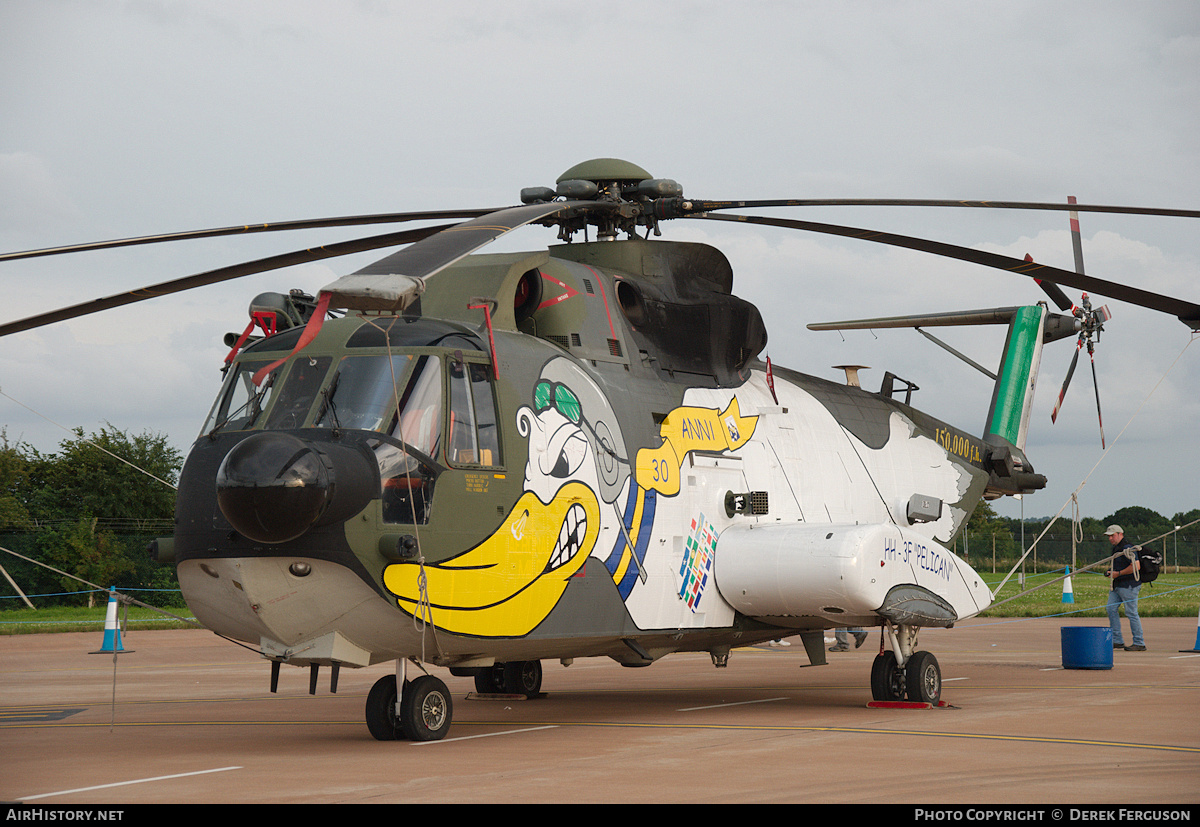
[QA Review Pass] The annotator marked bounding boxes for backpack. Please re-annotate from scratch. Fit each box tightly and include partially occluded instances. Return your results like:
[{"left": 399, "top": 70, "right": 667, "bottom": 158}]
[{"left": 1134, "top": 545, "right": 1162, "bottom": 584}]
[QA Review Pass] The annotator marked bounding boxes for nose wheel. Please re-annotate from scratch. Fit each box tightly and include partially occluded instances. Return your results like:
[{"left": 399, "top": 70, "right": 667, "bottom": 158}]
[
  {"left": 366, "top": 673, "right": 454, "bottom": 741},
  {"left": 904, "top": 651, "right": 942, "bottom": 705},
  {"left": 870, "top": 650, "right": 941, "bottom": 704}
]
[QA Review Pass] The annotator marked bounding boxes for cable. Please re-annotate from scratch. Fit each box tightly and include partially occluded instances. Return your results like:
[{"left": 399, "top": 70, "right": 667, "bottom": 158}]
[
  {"left": 984, "top": 516, "right": 1200, "bottom": 611},
  {"left": 0, "top": 388, "right": 178, "bottom": 491},
  {"left": 991, "top": 332, "right": 1197, "bottom": 600},
  {"left": 0, "top": 542, "right": 264, "bottom": 656}
]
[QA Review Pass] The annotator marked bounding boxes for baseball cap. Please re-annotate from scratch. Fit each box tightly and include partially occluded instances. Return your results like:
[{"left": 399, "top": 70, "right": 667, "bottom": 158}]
[{"left": 1105, "top": 525, "right": 1123, "bottom": 536}]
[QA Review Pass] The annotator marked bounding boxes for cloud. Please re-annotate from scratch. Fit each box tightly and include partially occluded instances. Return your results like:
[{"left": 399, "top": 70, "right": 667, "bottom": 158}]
[
  {"left": 0, "top": 0, "right": 1196, "bottom": 522},
  {"left": 0, "top": 152, "right": 79, "bottom": 234}
]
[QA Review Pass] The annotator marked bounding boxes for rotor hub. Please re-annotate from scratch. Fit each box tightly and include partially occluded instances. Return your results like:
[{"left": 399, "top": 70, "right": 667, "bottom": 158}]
[{"left": 521, "top": 158, "right": 689, "bottom": 242}]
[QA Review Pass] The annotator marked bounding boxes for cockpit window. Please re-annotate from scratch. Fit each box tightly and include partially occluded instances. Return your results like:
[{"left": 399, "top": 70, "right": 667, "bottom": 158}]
[
  {"left": 202, "top": 360, "right": 280, "bottom": 434},
  {"left": 263, "top": 356, "right": 332, "bottom": 430},
  {"left": 377, "top": 354, "right": 442, "bottom": 525},
  {"left": 448, "top": 360, "right": 501, "bottom": 467},
  {"left": 314, "top": 353, "right": 413, "bottom": 432},
  {"left": 390, "top": 355, "right": 442, "bottom": 456}
]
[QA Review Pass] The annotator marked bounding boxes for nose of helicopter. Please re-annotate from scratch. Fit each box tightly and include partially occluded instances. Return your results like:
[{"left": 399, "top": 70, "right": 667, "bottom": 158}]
[{"left": 216, "top": 432, "right": 332, "bottom": 544}]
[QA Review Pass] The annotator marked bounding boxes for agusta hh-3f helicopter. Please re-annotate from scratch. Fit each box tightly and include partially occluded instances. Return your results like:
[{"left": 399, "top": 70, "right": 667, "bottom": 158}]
[{"left": 4, "top": 158, "right": 1200, "bottom": 741}]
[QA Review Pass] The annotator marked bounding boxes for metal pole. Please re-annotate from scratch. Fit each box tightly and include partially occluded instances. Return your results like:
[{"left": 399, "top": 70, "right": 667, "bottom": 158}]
[
  {"left": 0, "top": 562, "right": 35, "bottom": 609},
  {"left": 1019, "top": 496, "right": 1025, "bottom": 588}
]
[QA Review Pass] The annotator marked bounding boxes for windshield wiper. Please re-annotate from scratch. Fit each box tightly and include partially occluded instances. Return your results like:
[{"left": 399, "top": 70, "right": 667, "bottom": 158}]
[
  {"left": 212, "top": 370, "right": 278, "bottom": 434},
  {"left": 316, "top": 369, "right": 342, "bottom": 428}
]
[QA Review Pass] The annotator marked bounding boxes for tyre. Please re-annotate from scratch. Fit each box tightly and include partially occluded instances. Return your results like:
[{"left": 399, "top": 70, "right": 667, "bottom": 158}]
[
  {"left": 399, "top": 675, "right": 453, "bottom": 741},
  {"left": 501, "top": 660, "right": 542, "bottom": 697},
  {"left": 870, "top": 652, "right": 905, "bottom": 701},
  {"left": 474, "top": 664, "right": 504, "bottom": 694},
  {"left": 365, "top": 675, "right": 402, "bottom": 741},
  {"left": 905, "top": 651, "right": 941, "bottom": 705}
]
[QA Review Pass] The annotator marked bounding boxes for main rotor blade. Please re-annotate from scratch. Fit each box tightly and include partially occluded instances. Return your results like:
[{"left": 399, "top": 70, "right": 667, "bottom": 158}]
[
  {"left": 0, "top": 209, "right": 503, "bottom": 263},
  {"left": 0, "top": 224, "right": 456, "bottom": 338},
  {"left": 690, "top": 198, "right": 1200, "bottom": 219},
  {"left": 1027, "top": 254, "right": 1075, "bottom": 312},
  {"left": 319, "top": 201, "right": 596, "bottom": 311},
  {"left": 691, "top": 212, "right": 1200, "bottom": 329}
]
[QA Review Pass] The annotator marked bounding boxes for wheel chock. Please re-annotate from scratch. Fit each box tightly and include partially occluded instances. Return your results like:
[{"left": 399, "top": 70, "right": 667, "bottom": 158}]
[{"left": 466, "top": 692, "right": 545, "bottom": 701}]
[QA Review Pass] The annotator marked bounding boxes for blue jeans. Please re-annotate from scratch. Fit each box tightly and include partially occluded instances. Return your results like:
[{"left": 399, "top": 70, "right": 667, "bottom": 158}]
[{"left": 1107, "top": 584, "right": 1144, "bottom": 646}]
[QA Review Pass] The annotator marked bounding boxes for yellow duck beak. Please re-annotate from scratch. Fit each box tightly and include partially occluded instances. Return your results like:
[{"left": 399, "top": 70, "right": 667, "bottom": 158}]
[{"left": 383, "top": 482, "right": 601, "bottom": 637}]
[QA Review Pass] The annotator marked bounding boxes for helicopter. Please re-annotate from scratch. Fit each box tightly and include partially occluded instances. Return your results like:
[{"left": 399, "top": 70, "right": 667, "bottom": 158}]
[{"left": 2, "top": 158, "right": 1198, "bottom": 741}]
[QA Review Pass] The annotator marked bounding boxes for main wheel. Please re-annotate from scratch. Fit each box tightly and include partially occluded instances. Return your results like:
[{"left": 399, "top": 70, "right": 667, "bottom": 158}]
[
  {"left": 365, "top": 675, "right": 403, "bottom": 741},
  {"left": 501, "top": 660, "right": 542, "bottom": 697},
  {"left": 870, "top": 653, "right": 905, "bottom": 701},
  {"left": 474, "top": 664, "right": 505, "bottom": 694},
  {"left": 905, "top": 651, "right": 941, "bottom": 705},
  {"left": 399, "top": 675, "right": 453, "bottom": 741}
]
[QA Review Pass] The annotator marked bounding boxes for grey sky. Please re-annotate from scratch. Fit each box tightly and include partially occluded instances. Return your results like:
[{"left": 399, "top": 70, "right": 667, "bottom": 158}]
[{"left": 1, "top": 0, "right": 1197, "bottom": 525}]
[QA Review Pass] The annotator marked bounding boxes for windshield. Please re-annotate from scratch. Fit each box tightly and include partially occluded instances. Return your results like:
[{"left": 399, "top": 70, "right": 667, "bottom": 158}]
[
  {"left": 202, "top": 360, "right": 280, "bottom": 434},
  {"left": 204, "top": 350, "right": 448, "bottom": 459},
  {"left": 264, "top": 356, "right": 332, "bottom": 429},
  {"left": 315, "top": 353, "right": 413, "bottom": 432}
]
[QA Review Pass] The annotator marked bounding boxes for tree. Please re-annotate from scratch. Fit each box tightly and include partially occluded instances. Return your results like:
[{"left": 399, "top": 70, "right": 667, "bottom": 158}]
[
  {"left": 1172, "top": 508, "right": 1200, "bottom": 527},
  {"left": 25, "top": 426, "right": 180, "bottom": 528},
  {"left": 0, "top": 431, "right": 33, "bottom": 530},
  {"left": 1103, "top": 505, "right": 1167, "bottom": 527},
  {"left": 961, "top": 500, "right": 1018, "bottom": 562},
  {"left": 0, "top": 426, "right": 181, "bottom": 608},
  {"left": 37, "top": 518, "right": 134, "bottom": 607}
]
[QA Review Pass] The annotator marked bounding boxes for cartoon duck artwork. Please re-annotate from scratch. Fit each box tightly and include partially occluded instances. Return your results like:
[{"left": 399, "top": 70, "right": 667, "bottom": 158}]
[{"left": 382, "top": 356, "right": 758, "bottom": 638}]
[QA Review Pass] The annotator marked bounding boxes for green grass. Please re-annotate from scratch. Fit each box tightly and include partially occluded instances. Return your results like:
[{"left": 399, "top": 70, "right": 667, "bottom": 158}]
[
  {"left": 0, "top": 604, "right": 197, "bottom": 635},
  {"left": 2, "top": 573, "right": 1197, "bottom": 634},
  {"left": 979, "top": 570, "right": 1200, "bottom": 619}
]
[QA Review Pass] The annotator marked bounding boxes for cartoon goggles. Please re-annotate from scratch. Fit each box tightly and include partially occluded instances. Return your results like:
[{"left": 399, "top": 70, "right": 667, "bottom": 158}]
[{"left": 534, "top": 381, "right": 581, "bottom": 424}]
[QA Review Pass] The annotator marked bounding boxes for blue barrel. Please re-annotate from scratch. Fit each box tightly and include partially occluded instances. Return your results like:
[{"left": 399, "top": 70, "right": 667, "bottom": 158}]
[{"left": 1061, "top": 626, "right": 1113, "bottom": 669}]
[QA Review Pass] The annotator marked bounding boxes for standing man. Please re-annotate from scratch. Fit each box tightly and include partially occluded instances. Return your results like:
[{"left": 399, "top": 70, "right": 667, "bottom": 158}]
[
  {"left": 829, "top": 628, "right": 868, "bottom": 652},
  {"left": 1105, "top": 525, "right": 1146, "bottom": 651}
]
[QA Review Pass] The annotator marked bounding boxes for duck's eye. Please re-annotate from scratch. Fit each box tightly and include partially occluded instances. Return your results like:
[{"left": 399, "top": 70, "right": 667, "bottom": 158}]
[{"left": 551, "top": 433, "right": 588, "bottom": 478}]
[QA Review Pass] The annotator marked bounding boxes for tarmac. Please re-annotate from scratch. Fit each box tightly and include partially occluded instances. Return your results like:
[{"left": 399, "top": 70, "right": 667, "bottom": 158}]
[{"left": 1, "top": 616, "right": 1198, "bottom": 805}]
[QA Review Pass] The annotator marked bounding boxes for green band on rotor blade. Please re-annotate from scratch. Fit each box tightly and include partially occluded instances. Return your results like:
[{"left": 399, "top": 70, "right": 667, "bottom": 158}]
[{"left": 987, "top": 306, "right": 1045, "bottom": 447}]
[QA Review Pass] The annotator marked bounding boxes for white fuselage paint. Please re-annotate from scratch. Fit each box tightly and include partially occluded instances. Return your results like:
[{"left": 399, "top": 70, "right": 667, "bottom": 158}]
[{"left": 618, "top": 369, "right": 989, "bottom": 631}]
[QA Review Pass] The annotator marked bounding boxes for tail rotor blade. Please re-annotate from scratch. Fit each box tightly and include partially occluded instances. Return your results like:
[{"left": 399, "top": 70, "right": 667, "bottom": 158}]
[
  {"left": 1051, "top": 341, "right": 1082, "bottom": 424},
  {"left": 1068, "top": 196, "right": 1087, "bottom": 276},
  {"left": 1089, "top": 348, "right": 1106, "bottom": 449}
]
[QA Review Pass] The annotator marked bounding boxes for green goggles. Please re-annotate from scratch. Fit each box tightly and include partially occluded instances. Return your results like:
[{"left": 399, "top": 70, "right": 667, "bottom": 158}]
[{"left": 534, "top": 381, "right": 582, "bottom": 424}]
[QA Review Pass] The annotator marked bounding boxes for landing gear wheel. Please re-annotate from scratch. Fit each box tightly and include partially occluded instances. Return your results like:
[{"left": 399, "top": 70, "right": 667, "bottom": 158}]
[
  {"left": 870, "top": 653, "right": 905, "bottom": 701},
  {"left": 474, "top": 665, "right": 505, "bottom": 694},
  {"left": 399, "top": 674, "right": 453, "bottom": 741},
  {"left": 501, "top": 660, "right": 542, "bottom": 697},
  {"left": 905, "top": 651, "right": 941, "bottom": 705},
  {"left": 365, "top": 675, "right": 403, "bottom": 741}
]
